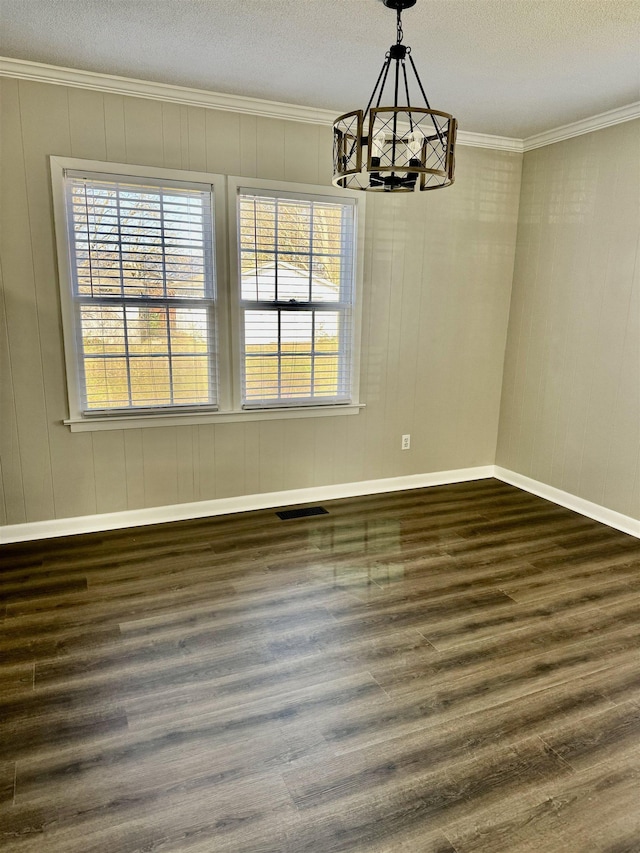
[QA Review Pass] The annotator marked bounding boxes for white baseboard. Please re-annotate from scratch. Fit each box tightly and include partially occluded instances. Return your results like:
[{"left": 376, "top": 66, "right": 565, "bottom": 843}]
[
  {"left": 3, "top": 465, "right": 637, "bottom": 544},
  {"left": 494, "top": 467, "right": 640, "bottom": 538},
  {"left": 0, "top": 466, "right": 494, "bottom": 544}
]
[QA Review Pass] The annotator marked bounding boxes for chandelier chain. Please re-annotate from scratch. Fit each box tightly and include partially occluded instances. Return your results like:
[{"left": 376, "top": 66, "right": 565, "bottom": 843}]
[{"left": 396, "top": 8, "right": 404, "bottom": 44}]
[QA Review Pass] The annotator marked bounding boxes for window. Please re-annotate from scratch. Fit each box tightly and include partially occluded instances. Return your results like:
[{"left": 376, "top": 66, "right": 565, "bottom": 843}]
[
  {"left": 51, "top": 160, "right": 364, "bottom": 430},
  {"left": 236, "top": 188, "right": 356, "bottom": 408},
  {"left": 64, "top": 172, "right": 218, "bottom": 414}
]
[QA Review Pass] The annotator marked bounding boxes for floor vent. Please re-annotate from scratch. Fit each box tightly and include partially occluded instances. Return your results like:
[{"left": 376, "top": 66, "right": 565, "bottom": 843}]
[{"left": 276, "top": 506, "right": 329, "bottom": 520}]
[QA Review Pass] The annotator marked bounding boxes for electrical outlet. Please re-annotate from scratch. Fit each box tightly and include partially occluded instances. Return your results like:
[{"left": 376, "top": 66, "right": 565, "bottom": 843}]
[{"left": 401, "top": 434, "right": 410, "bottom": 450}]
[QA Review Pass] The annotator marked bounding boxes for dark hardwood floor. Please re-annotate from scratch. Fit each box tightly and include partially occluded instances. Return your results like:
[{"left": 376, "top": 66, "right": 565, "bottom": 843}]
[{"left": 1, "top": 478, "right": 639, "bottom": 852}]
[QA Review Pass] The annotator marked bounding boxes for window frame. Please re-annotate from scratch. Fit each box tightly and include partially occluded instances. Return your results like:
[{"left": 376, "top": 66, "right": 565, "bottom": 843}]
[
  {"left": 51, "top": 158, "right": 365, "bottom": 431},
  {"left": 227, "top": 176, "right": 364, "bottom": 413},
  {"left": 65, "top": 170, "right": 221, "bottom": 416}
]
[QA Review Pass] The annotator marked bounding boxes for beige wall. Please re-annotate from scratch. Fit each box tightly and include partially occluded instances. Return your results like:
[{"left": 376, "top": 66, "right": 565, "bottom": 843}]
[
  {"left": 0, "top": 79, "right": 522, "bottom": 524},
  {"left": 496, "top": 120, "right": 640, "bottom": 519}
]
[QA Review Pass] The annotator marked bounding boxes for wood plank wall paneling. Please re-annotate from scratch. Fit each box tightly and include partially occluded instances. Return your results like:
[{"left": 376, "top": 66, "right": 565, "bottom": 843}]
[
  {"left": 0, "top": 77, "right": 524, "bottom": 525},
  {"left": 159, "top": 102, "right": 180, "bottom": 170},
  {"left": 1, "top": 79, "right": 56, "bottom": 523},
  {"left": 91, "top": 431, "right": 127, "bottom": 515},
  {"left": 0, "top": 258, "right": 24, "bottom": 526},
  {"left": 103, "top": 94, "right": 127, "bottom": 162},
  {"left": 123, "top": 431, "right": 145, "bottom": 510},
  {"left": 21, "top": 82, "right": 98, "bottom": 521},
  {"left": 497, "top": 120, "right": 640, "bottom": 520}
]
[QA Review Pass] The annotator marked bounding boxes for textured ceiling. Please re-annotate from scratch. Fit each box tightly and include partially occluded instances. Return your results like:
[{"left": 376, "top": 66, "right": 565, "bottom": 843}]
[{"left": 1, "top": 0, "right": 639, "bottom": 138}]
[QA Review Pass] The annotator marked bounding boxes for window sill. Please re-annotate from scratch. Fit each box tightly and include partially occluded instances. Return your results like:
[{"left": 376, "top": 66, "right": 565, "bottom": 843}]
[{"left": 63, "top": 404, "right": 365, "bottom": 432}]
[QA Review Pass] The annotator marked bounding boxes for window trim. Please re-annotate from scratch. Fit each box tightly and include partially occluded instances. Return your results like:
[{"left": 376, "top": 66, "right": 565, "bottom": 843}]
[{"left": 51, "top": 157, "right": 365, "bottom": 431}]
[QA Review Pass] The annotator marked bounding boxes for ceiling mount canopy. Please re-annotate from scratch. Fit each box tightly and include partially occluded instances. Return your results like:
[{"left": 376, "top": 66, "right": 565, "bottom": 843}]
[
  {"left": 333, "top": 0, "right": 457, "bottom": 193},
  {"left": 382, "top": 0, "right": 418, "bottom": 10}
]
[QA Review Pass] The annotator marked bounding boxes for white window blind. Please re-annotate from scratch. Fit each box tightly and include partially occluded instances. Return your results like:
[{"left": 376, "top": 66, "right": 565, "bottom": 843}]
[
  {"left": 237, "top": 189, "right": 357, "bottom": 408},
  {"left": 64, "top": 171, "right": 217, "bottom": 413}
]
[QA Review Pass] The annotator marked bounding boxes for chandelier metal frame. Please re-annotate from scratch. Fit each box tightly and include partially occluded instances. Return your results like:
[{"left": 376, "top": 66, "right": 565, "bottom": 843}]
[{"left": 332, "top": 0, "right": 457, "bottom": 193}]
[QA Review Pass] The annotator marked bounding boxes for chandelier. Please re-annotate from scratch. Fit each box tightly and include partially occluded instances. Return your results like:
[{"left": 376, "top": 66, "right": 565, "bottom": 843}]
[{"left": 333, "top": 0, "right": 457, "bottom": 193}]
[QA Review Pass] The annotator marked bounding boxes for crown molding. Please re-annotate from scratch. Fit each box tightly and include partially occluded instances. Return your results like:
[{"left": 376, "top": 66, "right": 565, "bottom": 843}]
[
  {"left": 0, "top": 56, "right": 339, "bottom": 127},
  {"left": 2, "top": 57, "right": 637, "bottom": 154},
  {"left": 523, "top": 101, "right": 640, "bottom": 151},
  {"left": 457, "top": 131, "right": 523, "bottom": 152},
  {"left": 0, "top": 56, "right": 522, "bottom": 151}
]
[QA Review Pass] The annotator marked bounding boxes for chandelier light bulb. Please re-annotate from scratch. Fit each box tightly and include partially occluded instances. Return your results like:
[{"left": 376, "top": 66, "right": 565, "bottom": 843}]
[
  {"left": 371, "top": 133, "right": 387, "bottom": 161},
  {"left": 406, "top": 131, "right": 423, "bottom": 161}
]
